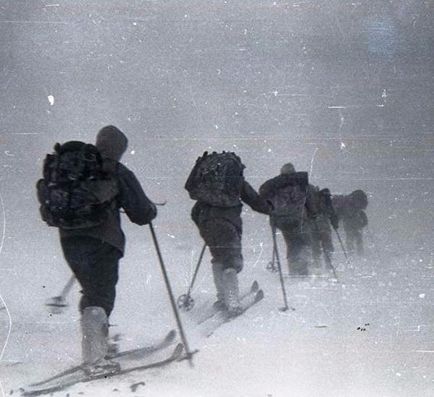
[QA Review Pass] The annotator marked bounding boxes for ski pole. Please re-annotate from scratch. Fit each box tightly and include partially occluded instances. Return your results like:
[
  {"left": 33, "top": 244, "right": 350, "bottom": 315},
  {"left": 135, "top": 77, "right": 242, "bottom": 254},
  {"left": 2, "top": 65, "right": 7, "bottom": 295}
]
[
  {"left": 148, "top": 222, "right": 195, "bottom": 367},
  {"left": 266, "top": 225, "right": 277, "bottom": 273},
  {"left": 334, "top": 227, "right": 349, "bottom": 263},
  {"left": 312, "top": 220, "right": 339, "bottom": 280},
  {"left": 271, "top": 225, "right": 292, "bottom": 312},
  {"left": 322, "top": 249, "right": 339, "bottom": 281},
  {"left": 45, "top": 275, "right": 75, "bottom": 310},
  {"left": 177, "top": 243, "right": 207, "bottom": 311}
]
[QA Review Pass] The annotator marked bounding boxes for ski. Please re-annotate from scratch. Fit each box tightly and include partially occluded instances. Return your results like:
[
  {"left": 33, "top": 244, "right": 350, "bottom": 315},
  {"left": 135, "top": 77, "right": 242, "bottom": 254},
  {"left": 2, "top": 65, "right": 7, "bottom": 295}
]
[
  {"left": 200, "top": 289, "right": 264, "bottom": 337},
  {"left": 196, "top": 281, "right": 259, "bottom": 324},
  {"left": 110, "top": 329, "right": 176, "bottom": 360},
  {"left": 21, "top": 343, "right": 184, "bottom": 396},
  {"left": 30, "top": 329, "right": 177, "bottom": 387}
]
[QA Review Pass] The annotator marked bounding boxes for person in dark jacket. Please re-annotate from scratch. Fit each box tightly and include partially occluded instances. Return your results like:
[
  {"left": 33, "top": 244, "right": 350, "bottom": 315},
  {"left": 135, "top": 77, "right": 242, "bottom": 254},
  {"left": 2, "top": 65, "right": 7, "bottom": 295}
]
[
  {"left": 260, "top": 163, "right": 318, "bottom": 276},
  {"left": 332, "top": 189, "right": 368, "bottom": 256},
  {"left": 59, "top": 126, "right": 157, "bottom": 374},
  {"left": 189, "top": 156, "right": 271, "bottom": 316},
  {"left": 309, "top": 187, "right": 339, "bottom": 270}
]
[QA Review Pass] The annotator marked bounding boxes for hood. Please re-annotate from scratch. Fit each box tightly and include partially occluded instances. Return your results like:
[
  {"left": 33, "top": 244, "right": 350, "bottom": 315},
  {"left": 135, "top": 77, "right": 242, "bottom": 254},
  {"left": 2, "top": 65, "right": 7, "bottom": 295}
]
[
  {"left": 280, "top": 162, "right": 296, "bottom": 175},
  {"left": 95, "top": 125, "right": 128, "bottom": 161}
]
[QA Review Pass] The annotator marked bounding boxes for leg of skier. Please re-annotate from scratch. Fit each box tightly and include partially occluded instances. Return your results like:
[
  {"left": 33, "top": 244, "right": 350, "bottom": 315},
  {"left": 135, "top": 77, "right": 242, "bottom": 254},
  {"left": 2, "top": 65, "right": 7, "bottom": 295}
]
[
  {"left": 222, "top": 267, "right": 242, "bottom": 316},
  {"left": 321, "top": 225, "right": 334, "bottom": 270},
  {"left": 81, "top": 306, "right": 120, "bottom": 375},
  {"left": 61, "top": 237, "right": 121, "bottom": 375},
  {"left": 343, "top": 221, "right": 356, "bottom": 257},
  {"left": 283, "top": 229, "right": 310, "bottom": 276},
  {"left": 355, "top": 229, "right": 364, "bottom": 257},
  {"left": 211, "top": 261, "right": 226, "bottom": 310},
  {"left": 310, "top": 223, "right": 322, "bottom": 270},
  {"left": 199, "top": 219, "right": 244, "bottom": 316}
]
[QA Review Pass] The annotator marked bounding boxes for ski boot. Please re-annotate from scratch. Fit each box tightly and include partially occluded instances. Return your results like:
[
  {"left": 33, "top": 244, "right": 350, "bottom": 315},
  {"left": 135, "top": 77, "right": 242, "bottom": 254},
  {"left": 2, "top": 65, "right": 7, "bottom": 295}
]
[
  {"left": 81, "top": 306, "right": 120, "bottom": 377},
  {"left": 222, "top": 268, "right": 243, "bottom": 317}
]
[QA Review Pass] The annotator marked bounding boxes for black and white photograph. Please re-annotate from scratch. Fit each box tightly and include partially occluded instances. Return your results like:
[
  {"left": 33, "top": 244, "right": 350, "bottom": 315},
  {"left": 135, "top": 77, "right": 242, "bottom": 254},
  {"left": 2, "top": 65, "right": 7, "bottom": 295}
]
[{"left": 0, "top": 1, "right": 433, "bottom": 396}]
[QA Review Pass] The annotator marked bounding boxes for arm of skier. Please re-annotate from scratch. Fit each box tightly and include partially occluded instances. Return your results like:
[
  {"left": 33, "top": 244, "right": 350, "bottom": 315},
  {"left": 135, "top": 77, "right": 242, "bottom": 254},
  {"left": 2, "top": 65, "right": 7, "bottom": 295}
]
[
  {"left": 117, "top": 164, "right": 157, "bottom": 225},
  {"left": 358, "top": 210, "right": 368, "bottom": 228},
  {"left": 321, "top": 188, "right": 339, "bottom": 229},
  {"left": 241, "top": 181, "right": 272, "bottom": 215},
  {"left": 305, "top": 185, "right": 319, "bottom": 220}
]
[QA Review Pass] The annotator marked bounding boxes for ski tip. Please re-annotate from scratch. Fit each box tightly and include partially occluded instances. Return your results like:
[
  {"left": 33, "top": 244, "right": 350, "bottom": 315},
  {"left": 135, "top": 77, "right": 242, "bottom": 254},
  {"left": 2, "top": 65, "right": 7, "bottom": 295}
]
[
  {"left": 173, "top": 343, "right": 184, "bottom": 358},
  {"left": 166, "top": 329, "right": 177, "bottom": 342},
  {"left": 255, "top": 290, "right": 264, "bottom": 302}
]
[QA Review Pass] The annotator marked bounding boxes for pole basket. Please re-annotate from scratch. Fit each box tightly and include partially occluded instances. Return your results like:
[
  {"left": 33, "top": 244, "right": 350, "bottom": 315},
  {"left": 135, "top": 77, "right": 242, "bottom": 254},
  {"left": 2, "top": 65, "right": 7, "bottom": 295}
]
[
  {"left": 45, "top": 296, "right": 68, "bottom": 314},
  {"left": 266, "top": 261, "right": 278, "bottom": 273},
  {"left": 177, "top": 294, "right": 195, "bottom": 311}
]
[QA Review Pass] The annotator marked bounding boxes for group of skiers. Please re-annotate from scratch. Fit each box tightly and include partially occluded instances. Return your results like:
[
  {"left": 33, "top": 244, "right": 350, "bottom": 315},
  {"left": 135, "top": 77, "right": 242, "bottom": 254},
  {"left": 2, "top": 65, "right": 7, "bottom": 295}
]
[{"left": 36, "top": 126, "right": 369, "bottom": 375}]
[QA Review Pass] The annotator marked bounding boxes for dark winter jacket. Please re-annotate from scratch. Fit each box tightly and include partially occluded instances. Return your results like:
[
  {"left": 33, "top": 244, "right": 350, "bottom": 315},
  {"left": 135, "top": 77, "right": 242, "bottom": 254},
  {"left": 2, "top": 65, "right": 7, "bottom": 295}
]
[
  {"left": 60, "top": 127, "right": 157, "bottom": 254},
  {"left": 191, "top": 180, "right": 271, "bottom": 233},
  {"left": 332, "top": 194, "right": 368, "bottom": 231}
]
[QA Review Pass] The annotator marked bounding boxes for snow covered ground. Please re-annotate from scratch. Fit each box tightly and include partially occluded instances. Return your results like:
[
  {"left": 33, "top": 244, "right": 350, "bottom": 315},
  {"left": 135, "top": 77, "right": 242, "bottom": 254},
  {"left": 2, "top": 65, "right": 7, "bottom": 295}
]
[
  {"left": 1, "top": 229, "right": 434, "bottom": 397},
  {"left": 0, "top": 1, "right": 433, "bottom": 396}
]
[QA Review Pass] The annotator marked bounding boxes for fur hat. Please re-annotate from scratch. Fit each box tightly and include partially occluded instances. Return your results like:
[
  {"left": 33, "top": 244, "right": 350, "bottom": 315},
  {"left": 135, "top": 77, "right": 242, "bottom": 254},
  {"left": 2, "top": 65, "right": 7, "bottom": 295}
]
[{"left": 95, "top": 125, "right": 128, "bottom": 161}]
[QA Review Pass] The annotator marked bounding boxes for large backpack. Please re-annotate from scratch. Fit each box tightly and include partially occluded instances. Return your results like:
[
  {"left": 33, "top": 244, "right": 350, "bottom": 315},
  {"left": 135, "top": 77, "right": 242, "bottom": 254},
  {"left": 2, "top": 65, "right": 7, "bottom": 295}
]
[
  {"left": 36, "top": 141, "right": 119, "bottom": 230},
  {"left": 269, "top": 172, "right": 309, "bottom": 231},
  {"left": 185, "top": 151, "right": 245, "bottom": 207}
]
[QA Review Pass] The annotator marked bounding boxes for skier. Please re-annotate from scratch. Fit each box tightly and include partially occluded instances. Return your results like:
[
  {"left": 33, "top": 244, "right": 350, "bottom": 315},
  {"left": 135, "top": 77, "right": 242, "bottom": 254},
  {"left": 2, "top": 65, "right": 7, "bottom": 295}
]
[
  {"left": 332, "top": 189, "right": 368, "bottom": 256},
  {"left": 309, "top": 187, "right": 339, "bottom": 271},
  {"left": 185, "top": 151, "right": 271, "bottom": 316},
  {"left": 37, "top": 126, "right": 157, "bottom": 375},
  {"left": 259, "top": 163, "right": 318, "bottom": 276}
]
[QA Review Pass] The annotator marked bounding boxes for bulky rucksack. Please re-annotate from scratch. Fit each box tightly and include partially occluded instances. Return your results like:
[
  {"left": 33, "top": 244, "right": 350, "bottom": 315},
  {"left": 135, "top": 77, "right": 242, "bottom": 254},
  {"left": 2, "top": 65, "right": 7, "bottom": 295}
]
[
  {"left": 36, "top": 141, "right": 119, "bottom": 230},
  {"left": 269, "top": 172, "right": 309, "bottom": 230},
  {"left": 185, "top": 151, "right": 245, "bottom": 207}
]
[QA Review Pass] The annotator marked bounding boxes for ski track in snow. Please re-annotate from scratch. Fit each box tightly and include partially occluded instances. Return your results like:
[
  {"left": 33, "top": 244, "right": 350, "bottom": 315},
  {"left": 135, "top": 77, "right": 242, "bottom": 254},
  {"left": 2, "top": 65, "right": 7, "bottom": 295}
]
[{"left": 0, "top": 189, "right": 12, "bottom": 397}]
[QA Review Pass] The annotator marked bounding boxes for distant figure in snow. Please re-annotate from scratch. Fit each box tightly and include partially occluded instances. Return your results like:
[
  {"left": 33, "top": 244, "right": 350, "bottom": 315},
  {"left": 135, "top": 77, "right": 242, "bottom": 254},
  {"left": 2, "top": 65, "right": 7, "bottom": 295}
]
[
  {"left": 259, "top": 163, "right": 318, "bottom": 276},
  {"left": 332, "top": 190, "right": 368, "bottom": 256},
  {"left": 185, "top": 151, "right": 271, "bottom": 316},
  {"left": 37, "top": 126, "right": 156, "bottom": 375},
  {"left": 309, "top": 187, "right": 339, "bottom": 270}
]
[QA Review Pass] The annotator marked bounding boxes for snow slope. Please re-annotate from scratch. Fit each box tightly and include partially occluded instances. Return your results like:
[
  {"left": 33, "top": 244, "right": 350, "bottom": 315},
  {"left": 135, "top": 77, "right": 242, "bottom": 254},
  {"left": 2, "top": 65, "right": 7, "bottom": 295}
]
[{"left": 1, "top": 219, "right": 434, "bottom": 397}]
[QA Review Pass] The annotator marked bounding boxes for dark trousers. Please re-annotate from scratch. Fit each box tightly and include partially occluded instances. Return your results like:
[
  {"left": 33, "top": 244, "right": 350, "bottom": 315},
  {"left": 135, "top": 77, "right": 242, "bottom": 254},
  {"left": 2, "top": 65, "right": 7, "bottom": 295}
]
[
  {"left": 197, "top": 218, "right": 243, "bottom": 273},
  {"left": 344, "top": 224, "right": 364, "bottom": 256},
  {"left": 61, "top": 237, "right": 122, "bottom": 317},
  {"left": 310, "top": 217, "right": 334, "bottom": 266},
  {"left": 281, "top": 228, "right": 311, "bottom": 275}
]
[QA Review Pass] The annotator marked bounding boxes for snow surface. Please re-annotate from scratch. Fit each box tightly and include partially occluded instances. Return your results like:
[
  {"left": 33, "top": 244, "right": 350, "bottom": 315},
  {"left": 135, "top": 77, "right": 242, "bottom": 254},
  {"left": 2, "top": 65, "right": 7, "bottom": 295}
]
[{"left": 0, "top": 1, "right": 433, "bottom": 396}]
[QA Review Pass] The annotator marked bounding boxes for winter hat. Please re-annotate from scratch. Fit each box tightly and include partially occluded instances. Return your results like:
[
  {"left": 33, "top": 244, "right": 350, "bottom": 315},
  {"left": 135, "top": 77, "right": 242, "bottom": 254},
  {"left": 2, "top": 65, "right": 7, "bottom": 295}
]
[
  {"left": 280, "top": 163, "right": 296, "bottom": 175},
  {"left": 96, "top": 125, "right": 128, "bottom": 161}
]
